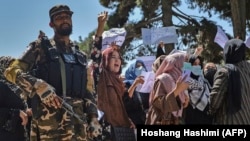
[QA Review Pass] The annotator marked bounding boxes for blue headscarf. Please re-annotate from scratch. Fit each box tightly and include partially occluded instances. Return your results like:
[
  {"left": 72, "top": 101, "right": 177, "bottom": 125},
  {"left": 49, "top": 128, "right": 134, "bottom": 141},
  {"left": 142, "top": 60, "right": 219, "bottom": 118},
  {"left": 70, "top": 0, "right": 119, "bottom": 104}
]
[{"left": 124, "top": 60, "right": 147, "bottom": 86}]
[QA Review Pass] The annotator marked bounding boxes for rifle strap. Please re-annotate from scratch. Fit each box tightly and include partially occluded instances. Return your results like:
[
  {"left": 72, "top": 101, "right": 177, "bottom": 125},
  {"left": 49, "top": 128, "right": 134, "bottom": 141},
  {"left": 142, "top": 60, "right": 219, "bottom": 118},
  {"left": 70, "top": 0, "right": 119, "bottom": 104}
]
[
  {"left": 41, "top": 36, "right": 67, "bottom": 99},
  {"left": 136, "top": 91, "right": 145, "bottom": 112},
  {"left": 59, "top": 55, "right": 66, "bottom": 99}
]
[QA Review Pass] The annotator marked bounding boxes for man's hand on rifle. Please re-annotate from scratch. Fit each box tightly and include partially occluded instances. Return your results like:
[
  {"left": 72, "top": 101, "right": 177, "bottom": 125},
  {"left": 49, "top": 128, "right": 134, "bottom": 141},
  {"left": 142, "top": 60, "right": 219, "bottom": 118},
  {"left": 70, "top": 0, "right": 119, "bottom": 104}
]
[
  {"left": 34, "top": 79, "right": 62, "bottom": 108},
  {"left": 87, "top": 117, "right": 102, "bottom": 140},
  {"left": 43, "top": 94, "right": 61, "bottom": 109}
]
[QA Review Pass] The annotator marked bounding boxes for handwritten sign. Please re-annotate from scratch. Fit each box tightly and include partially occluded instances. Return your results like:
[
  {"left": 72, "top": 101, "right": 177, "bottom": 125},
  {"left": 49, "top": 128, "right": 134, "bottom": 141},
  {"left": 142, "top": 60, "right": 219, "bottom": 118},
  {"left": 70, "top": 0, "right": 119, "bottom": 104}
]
[
  {"left": 102, "top": 28, "right": 127, "bottom": 50},
  {"left": 141, "top": 26, "right": 178, "bottom": 45}
]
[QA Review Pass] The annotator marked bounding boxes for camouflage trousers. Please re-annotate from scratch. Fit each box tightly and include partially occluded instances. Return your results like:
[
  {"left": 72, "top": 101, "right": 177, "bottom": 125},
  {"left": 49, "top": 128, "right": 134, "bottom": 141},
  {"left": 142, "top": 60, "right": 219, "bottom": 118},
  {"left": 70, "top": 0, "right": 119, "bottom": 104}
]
[
  {"left": 99, "top": 118, "right": 112, "bottom": 141},
  {"left": 30, "top": 98, "right": 89, "bottom": 141}
]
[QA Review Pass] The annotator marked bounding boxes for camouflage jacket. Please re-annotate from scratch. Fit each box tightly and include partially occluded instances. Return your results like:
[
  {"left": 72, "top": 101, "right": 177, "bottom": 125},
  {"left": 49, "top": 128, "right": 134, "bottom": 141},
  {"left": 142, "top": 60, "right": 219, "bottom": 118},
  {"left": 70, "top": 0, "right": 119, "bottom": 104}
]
[{"left": 4, "top": 35, "right": 99, "bottom": 118}]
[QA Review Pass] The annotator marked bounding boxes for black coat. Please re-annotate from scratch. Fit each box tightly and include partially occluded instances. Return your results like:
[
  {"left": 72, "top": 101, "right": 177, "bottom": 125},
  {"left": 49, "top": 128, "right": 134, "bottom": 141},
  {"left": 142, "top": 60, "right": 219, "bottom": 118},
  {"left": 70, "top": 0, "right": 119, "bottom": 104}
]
[
  {"left": 156, "top": 46, "right": 165, "bottom": 59},
  {"left": 123, "top": 91, "right": 149, "bottom": 125},
  {"left": 0, "top": 82, "right": 26, "bottom": 141}
]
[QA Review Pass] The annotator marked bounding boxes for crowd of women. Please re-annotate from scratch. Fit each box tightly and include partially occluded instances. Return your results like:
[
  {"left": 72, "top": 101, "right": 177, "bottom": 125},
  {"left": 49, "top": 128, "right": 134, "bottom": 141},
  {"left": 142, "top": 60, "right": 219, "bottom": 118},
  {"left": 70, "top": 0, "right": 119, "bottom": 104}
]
[{"left": 1, "top": 5, "right": 250, "bottom": 141}]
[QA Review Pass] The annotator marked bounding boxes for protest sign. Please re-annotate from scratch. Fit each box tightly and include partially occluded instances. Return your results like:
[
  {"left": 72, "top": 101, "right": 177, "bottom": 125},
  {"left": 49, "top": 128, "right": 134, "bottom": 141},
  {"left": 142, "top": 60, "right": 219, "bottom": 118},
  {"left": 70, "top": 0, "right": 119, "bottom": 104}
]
[
  {"left": 102, "top": 28, "right": 126, "bottom": 50},
  {"left": 214, "top": 26, "right": 229, "bottom": 48}
]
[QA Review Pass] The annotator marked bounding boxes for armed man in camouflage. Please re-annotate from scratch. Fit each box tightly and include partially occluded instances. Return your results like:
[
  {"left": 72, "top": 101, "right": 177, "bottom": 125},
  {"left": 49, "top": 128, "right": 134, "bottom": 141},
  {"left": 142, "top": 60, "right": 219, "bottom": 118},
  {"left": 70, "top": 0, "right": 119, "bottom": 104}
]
[
  {"left": 4, "top": 4, "right": 108, "bottom": 141},
  {"left": 0, "top": 56, "right": 30, "bottom": 141}
]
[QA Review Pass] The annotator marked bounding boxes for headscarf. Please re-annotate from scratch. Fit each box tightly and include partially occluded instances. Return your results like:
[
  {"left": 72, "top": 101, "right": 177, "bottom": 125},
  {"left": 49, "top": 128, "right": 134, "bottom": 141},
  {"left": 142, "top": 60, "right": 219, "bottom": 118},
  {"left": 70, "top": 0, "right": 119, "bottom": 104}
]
[
  {"left": 152, "top": 52, "right": 187, "bottom": 117},
  {"left": 223, "top": 38, "right": 246, "bottom": 114},
  {"left": 124, "top": 60, "right": 147, "bottom": 85},
  {"left": 98, "top": 46, "right": 124, "bottom": 108},
  {"left": 97, "top": 46, "right": 131, "bottom": 126},
  {"left": 203, "top": 62, "right": 217, "bottom": 86},
  {"left": 152, "top": 55, "right": 166, "bottom": 73},
  {"left": 155, "top": 53, "right": 186, "bottom": 78},
  {"left": 156, "top": 42, "right": 165, "bottom": 59}
]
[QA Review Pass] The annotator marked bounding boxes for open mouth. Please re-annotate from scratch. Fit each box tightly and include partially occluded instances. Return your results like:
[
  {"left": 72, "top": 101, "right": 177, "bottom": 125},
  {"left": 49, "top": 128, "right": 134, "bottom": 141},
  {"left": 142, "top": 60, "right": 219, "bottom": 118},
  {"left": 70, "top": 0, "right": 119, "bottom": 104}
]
[{"left": 114, "top": 64, "right": 120, "bottom": 67}]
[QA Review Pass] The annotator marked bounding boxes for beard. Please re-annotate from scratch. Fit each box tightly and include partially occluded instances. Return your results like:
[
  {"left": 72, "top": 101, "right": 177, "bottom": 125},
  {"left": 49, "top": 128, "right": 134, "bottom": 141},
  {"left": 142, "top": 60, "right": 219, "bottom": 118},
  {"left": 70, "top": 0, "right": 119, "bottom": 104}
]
[{"left": 56, "top": 23, "right": 72, "bottom": 36}]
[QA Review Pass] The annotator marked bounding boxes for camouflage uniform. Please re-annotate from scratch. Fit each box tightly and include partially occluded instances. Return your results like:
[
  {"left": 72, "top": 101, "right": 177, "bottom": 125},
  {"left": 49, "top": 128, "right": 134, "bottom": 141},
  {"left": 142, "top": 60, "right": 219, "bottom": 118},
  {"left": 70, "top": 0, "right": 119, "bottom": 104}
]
[
  {"left": 29, "top": 98, "right": 90, "bottom": 141},
  {"left": 0, "top": 56, "right": 30, "bottom": 141},
  {"left": 4, "top": 35, "right": 101, "bottom": 141}
]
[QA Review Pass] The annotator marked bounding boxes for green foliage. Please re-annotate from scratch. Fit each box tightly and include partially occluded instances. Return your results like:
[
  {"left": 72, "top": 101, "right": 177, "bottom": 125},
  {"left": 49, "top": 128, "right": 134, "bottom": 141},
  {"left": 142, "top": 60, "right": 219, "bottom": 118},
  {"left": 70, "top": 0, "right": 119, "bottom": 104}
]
[
  {"left": 76, "top": 35, "right": 92, "bottom": 58},
  {"left": 87, "top": 0, "right": 250, "bottom": 63},
  {"left": 76, "top": 24, "right": 109, "bottom": 59}
]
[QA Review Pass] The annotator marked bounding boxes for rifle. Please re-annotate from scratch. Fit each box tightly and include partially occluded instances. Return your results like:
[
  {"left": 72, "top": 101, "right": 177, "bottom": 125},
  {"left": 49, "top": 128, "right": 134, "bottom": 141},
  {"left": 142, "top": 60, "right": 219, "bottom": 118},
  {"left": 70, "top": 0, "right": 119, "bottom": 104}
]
[
  {"left": 60, "top": 98, "right": 88, "bottom": 124},
  {"left": 61, "top": 99, "right": 104, "bottom": 141}
]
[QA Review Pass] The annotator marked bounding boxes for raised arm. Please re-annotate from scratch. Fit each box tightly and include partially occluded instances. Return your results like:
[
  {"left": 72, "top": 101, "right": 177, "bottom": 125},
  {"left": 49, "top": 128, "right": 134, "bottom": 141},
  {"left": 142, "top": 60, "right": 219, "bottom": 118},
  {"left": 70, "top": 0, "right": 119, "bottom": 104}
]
[{"left": 96, "top": 11, "right": 108, "bottom": 37}]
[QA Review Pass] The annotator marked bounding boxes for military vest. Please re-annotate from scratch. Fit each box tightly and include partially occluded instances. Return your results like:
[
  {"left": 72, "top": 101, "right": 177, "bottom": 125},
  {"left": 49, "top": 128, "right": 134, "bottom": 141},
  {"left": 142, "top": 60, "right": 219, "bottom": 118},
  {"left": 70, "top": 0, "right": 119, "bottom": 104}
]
[{"left": 33, "top": 37, "right": 88, "bottom": 98}]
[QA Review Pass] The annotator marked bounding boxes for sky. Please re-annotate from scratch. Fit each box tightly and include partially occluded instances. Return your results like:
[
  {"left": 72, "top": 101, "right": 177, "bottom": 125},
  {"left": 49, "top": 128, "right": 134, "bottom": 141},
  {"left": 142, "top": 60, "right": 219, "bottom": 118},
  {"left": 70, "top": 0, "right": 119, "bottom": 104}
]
[
  {"left": 0, "top": 0, "right": 233, "bottom": 58},
  {"left": 0, "top": 0, "right": 112, "bottom": 57}
]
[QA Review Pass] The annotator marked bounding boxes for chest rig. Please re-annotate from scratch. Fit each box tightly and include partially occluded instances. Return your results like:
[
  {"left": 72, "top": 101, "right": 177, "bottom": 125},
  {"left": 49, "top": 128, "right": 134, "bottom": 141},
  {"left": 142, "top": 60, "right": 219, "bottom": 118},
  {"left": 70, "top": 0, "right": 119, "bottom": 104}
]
[{"left": 34, "top": 36, "right": 88, "bottom": 98}]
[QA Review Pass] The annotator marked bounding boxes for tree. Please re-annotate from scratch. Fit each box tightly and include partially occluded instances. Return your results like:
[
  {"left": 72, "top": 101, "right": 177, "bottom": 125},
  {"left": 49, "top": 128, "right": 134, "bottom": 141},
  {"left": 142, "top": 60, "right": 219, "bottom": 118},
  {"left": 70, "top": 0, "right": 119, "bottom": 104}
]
[
  {"left": 186, "top": 0, "right": 247, "bottom": 40},
  {"left": 230, "top": 0, "right": 246, "bottom": 40},
  {"left": 186, "top": 0, "right": 250, "bottom": 58},
  {"left": 94, "top": 0, "right": 250, "bottom": 64}
]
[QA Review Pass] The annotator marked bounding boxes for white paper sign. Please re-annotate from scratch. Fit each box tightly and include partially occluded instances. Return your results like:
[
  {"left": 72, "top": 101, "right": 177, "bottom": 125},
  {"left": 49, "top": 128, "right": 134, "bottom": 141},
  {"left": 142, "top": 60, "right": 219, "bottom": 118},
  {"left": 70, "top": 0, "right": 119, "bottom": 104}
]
[
  {"left": 102, "top": 28, "right": 127, "bottom": 50},
  {"left": 141, "top": 26, "right": 178, "bottom": 45},
  {"left": 141, "top": 28, "right": 151, "bottom": 45},
  {"left": 245, "top": 36, "right": 250, "bottom": 48},
  {"left": 214, "top": 26, "right": 229, "bottom": 48},
  {"left": 151, "top": 26, "right": 178, "bottom": 44},
  {"left": 136, "top": 71, "right": 155, "bottom": 93}
]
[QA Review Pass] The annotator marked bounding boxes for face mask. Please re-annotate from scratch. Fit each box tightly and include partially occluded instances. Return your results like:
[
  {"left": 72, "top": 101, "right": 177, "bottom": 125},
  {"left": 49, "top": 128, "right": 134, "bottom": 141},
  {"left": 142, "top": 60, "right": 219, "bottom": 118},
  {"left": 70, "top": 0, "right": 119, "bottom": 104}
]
[
  {"left": 137, "top": 66, "right": 143, "bottom": 70},
  {"left": 182, "top": 62, "right": 192, "bottom": 71},
  {"left": 191, "top": 65, "right": 202, "bottom": 76},
  {"left": 135, "top": 66, "right": 145, "bottom": 76},
  {"left": 204, "top": 68, "right": 217, "bottom": 85}
]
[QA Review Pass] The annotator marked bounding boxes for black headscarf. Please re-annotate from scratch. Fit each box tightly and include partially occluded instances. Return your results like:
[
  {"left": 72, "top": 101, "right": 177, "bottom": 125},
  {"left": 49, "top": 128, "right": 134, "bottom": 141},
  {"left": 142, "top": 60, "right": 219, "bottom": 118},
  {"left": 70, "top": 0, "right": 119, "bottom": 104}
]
[
  {"left": 223, "top": 39, "right": 246, "bottom": 114},
  {"left": 156, "top": 44, "right": 165, "bottom": 59}
]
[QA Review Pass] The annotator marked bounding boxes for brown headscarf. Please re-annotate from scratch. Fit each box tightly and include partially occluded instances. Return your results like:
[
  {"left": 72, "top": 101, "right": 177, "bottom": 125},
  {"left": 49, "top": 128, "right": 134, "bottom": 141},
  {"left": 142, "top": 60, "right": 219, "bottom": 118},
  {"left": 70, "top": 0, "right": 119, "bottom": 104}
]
[{"left": 97, "top": 46, "right": 131, "bottom": 127}]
